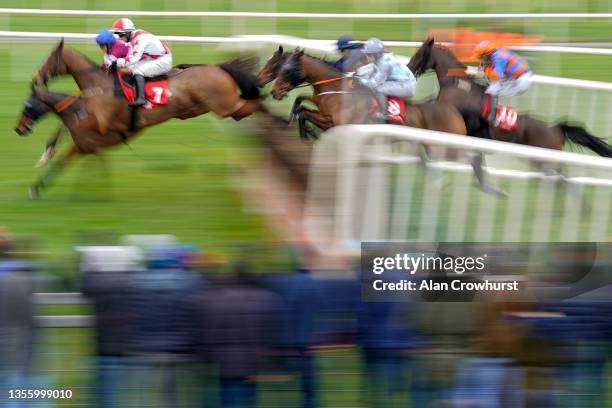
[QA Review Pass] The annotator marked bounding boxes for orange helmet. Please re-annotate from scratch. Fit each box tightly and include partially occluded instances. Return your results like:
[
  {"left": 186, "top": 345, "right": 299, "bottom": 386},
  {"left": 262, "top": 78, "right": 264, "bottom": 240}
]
[{"left": 472, "top": 40, "right": 496, "bottom": 59}]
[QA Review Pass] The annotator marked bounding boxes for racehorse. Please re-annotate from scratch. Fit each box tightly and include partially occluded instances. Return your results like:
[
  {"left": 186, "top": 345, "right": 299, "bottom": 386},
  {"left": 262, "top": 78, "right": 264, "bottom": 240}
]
[
  {"left": 32, "top": 40, "right": 263, "bottom": 138},
  {"left": 269, "top": 49, "right": 469, "bottom": 140},
  {"left": 257, "top": 45, "right": 290, "bottom": 86},
  {"left": 407, "top": 38, "right": 612, "bottom": 157},
  {"left": 15, "top": 89, "right": 141, "bottom": 198}
]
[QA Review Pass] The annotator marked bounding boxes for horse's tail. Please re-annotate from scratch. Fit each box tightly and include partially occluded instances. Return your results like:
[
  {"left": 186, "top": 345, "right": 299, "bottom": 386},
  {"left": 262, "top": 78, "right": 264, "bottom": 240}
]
[
  {"left": 560, "top": 122, "right": 612, "bottom": 158},
  {"left": 218, "top": 63, "right": 260, "bottom": 100}
]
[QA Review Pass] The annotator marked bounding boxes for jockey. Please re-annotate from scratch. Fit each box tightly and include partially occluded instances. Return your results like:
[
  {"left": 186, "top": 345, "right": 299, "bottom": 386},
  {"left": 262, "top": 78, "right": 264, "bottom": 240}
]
[
  {"left": 109, "top": 18, "right": 172, "bottom": 106},
  {"left": 355, "top": 38, "right": 416, "bottom": 118},
  {"left": 472, "top": 40, "right": 532, "bottom": 97},
  {"left": 333, "top": 35, "right": 363, "bottom": 72},
  {"left": 95, "top": 29, "right": 128, "bottom": 70}
]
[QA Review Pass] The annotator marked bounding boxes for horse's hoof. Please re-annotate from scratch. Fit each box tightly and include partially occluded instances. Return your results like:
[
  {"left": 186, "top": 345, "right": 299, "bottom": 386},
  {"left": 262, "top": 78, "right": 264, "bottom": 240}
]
[
  {"left": 478, "top": 184, "right": 508, "bottom": 198},
  {"left": 28, "top": 187, "right": 40, "bottom": 200}
]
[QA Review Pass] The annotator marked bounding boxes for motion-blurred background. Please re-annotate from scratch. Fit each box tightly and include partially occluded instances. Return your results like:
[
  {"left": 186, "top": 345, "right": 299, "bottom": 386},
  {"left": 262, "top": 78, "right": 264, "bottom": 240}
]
[{"left": 1, "top": 0, "right": 612, "bottom": 407}]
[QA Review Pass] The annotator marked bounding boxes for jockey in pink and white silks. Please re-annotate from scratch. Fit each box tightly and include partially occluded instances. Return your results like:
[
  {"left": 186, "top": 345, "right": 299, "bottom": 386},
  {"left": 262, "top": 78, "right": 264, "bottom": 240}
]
[
  {"left": 95, "top": 29, "right": 129, "bottom": 69},
  {"left": 110, "top": 18, "right": 172, "bottom": 106}
]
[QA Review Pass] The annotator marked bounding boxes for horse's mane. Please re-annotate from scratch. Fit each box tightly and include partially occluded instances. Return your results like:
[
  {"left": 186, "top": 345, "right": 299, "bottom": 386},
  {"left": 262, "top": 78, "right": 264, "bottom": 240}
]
[
  {"left": 298, "top": 51, "right": 343, "bottom": 74},
  {"left": 432, "top": 44, "right": 467, "bottom": 70},
  {"left": 63, "top": 46, "right": 100, "bottom": 70}
]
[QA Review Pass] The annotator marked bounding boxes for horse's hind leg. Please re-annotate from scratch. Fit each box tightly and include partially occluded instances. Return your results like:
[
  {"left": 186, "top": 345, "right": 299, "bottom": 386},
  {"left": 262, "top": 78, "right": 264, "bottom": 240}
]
[
  {"left": 30, "top": 144, "right": 79, "bottom": 199},
  {"left": 36, "top": 125, "right": 66, "bottom": 168},
  {"left": 230, "top": 99, "right": 261, "bottom": 121}
]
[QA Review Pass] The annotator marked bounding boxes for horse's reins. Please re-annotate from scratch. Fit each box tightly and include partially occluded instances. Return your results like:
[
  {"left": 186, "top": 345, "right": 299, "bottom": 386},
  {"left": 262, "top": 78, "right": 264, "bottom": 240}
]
[
  {"left": 53, "top": 95, "right": 80, "bottom": 113},
  {"left": 447, "top": 68, "right": 468, "bottom": 77},
  {"left": 311, "top": 76, "right": 354, "bottom": 97}
]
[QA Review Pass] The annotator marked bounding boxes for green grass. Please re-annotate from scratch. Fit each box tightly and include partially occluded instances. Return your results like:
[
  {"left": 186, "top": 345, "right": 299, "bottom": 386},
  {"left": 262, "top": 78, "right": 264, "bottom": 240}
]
[{"left": 2, "top": 42, "right": 274, "bottom": 265}]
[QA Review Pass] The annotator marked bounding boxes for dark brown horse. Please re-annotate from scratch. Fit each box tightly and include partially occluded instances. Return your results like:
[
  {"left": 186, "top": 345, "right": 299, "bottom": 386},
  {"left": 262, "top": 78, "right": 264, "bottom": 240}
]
[
  {"left": 257, "top": 46, "right": 290, "bottom": 86},
  {"left": 15, "top": 90, "right": 142, "bottom": 198},
  {"left": 407, "top": 38, "right": 612, "bottom": 157},
  {"left": 269, "top": 49, "right": 468, "bottom": 140},
  {"left": 32, "top": 40, "right": 263, "bottom": 138}
]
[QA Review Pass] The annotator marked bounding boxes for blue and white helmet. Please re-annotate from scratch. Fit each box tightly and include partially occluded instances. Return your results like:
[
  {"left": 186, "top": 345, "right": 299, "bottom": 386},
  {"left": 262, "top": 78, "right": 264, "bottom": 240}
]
[{"left": 362, "top": 38, "right": 384, "bottom": 55}]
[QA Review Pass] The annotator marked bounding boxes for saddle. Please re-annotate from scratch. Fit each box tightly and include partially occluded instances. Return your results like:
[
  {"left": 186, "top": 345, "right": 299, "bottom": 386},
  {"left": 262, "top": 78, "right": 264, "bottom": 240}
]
[
  {"left": 482, "top": 95, "right": 518, "bottom": 132},
  {"left": 114, "top": 70, "right": 169, "bottom": 110},
  {"left": 368, "top": 97, "right": 406, "bottom": 124}
]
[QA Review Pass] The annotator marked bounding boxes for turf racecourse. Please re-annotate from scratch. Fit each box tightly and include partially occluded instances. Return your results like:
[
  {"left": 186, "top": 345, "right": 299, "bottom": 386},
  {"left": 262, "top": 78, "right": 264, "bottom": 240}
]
[
  {"left": 1, "top": 1, "right": 611, "bottom": 266},
  {"left": 1, "top": 2, "right": 611, "bottom": 406},
  {"left": 2, "top": 43, "right": 273, "bottom": 262}
]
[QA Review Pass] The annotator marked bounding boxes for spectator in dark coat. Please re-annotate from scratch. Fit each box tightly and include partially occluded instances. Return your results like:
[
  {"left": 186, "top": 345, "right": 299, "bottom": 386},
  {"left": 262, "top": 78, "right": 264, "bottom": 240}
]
[
  {"left": 0, "top": 259, "right": 36, "bottom": 387},
  {"left": 195, "top": 270, "right": 281, "bottom": 408},
  {"left": 263, "top": 269, "right": 321, "bottom": 408},
  {"left": 80, "top": 246, "right": 143, "bottom": 408}
]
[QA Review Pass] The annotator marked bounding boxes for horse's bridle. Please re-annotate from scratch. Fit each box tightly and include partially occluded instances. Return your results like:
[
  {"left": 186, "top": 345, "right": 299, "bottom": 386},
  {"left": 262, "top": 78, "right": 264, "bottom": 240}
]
[{"left": 280, "top": 55, "right": 305, "bottom": 88}]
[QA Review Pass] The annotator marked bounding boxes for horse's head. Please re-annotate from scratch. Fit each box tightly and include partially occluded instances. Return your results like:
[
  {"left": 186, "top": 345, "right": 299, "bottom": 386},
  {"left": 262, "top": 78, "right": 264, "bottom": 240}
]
[
  {"left": 271, "top": 49, "right": 305, "bottom": 100},
  {"left": 407, "top": 37, "right": 436, "bottom": 77},
  {"left": 15, "top": 90, "right": 51, "bottom": 136},
  {"left": 257, "top": 46, "right": 288, "bottom": 86},
  {"left": 409, "top": 37, "right": 467, "bottom": 80},
  {"left": 32, "top": 39, "right": 68, "bottom": 88}
]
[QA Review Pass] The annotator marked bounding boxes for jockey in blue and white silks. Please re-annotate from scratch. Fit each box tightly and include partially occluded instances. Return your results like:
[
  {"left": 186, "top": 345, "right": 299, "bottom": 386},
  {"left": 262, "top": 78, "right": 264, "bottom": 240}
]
[{"left": 355, "top": 38, "right": 417, "bottom": 114}]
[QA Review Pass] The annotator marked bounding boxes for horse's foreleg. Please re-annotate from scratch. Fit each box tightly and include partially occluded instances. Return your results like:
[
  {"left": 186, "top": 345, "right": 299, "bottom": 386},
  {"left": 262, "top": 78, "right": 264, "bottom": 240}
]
[
  {"left": 298, "top": 108, "right": 334, "bottom": 130},
  {"left": 36, "top": 125, "right": 67, "bottom": 168},
  {"left": 289, "top": 95, "right": 314, "bottom": 124},
  {"left": 297, "top": 108, "right": 334, "bottom": 141},
  {"left": 30, "top": 144, "right": 79, "bottom": 199},
  {"left": 469, "top": 152, "right": 507, "bottom": 197}
]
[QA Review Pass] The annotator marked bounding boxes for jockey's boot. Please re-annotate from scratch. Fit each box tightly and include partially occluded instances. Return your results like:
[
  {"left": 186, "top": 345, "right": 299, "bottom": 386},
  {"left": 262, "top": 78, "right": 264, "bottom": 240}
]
[
  {"left": 130, "top": 74, "right": 147, "bottom": 107},
  {"left": 375, "top": 93, "right": 388, "bottom": 123},
  {"left": 486, "top": 94, "right": 498, "bottom": 126},
  {"left": 484, "top": 94, "right": 498, "bottom": 139}
]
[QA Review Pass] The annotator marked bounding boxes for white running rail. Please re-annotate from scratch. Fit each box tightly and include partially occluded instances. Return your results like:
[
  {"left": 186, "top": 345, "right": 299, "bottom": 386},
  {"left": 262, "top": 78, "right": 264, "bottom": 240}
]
[
  {"left": 304, "top": 125, "right": 612, "bottom": 253},
  {"left": 1, "top": 8, "right": 611, "bottom": 19}
]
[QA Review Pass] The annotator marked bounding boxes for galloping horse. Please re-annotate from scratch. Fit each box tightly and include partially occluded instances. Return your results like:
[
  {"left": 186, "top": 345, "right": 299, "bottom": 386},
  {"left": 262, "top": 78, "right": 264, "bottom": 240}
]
[
  {"left": 32, "top": 40, "right": 263, "bottom": 138},
  {"left": 268, "top": 49, "right": 468, "bottom": 140},
  {"left": 257, "top": 46, "right": 290, "bottom": 86},
  {"left": 407, "top": 38, "right": 612, "bottom": 157},
  {"left": 15, "top": 89, "right": 143, "bottom": 197}
]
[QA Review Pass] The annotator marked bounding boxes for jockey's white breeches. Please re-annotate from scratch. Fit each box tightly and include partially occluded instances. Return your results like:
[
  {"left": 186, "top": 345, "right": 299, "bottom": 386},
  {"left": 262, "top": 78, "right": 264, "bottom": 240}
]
[
  {"left": 485, "top": 71, "right": 532, "bottom": 97},
  {"left": 130, "top": 54, "right": 173, "bottom": 77},
  {"left": 376, "top": 81, "right": 416, "bottom": 99}
]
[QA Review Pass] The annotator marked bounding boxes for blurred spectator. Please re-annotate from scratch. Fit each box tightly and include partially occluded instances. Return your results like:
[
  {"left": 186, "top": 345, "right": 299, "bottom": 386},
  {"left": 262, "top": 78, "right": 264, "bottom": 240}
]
[
  {"left": 122, "top": 245, "right": 205, "bottom": 407},
  {"left": 358, "top": 268, "right": 418, "bottom": 408},
  {"left": 195, "top": 267, "right": 281, "bottom": 408},
  {"left": 0, "top": 230, "right": 40, "bottom": 408},
  {"left": 0, "top": 257, "right": 36, "bottom": 386},
  {"left": 263, "top": 267, "right": 321, "bottom": 408},
  {"left": 80, "top": 246, "right": 143, "bottom": 408}
]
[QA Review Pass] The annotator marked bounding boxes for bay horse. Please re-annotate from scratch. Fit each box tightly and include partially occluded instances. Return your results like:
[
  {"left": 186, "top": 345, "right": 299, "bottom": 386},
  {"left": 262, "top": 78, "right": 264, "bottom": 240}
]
[
  {"left": 266, "top": 49, "right": 509, "bottom": 195},
  {"left": 269, "top": 49, "right": 468, "bottom": 140},
  {"left": 407, "top": 38, "right": 612, "bottom": 157},
  {"left": 15, "top": 89, "right": 142, "bottom": 198},
  {"left": 32, "top": 40, "right": 263, "bottom": 138}
]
